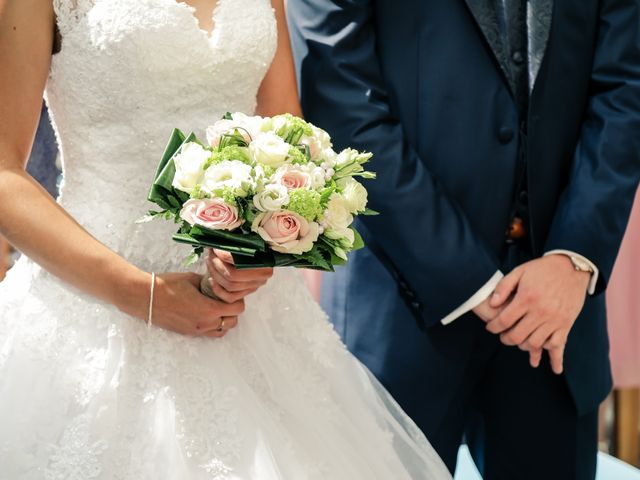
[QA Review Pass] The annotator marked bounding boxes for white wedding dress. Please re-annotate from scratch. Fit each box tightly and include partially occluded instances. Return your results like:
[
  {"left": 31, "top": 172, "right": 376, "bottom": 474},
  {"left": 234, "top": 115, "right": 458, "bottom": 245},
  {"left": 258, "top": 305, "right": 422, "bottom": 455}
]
[{"left": 0, "top": 1, "right": 451, "bottom": 478}]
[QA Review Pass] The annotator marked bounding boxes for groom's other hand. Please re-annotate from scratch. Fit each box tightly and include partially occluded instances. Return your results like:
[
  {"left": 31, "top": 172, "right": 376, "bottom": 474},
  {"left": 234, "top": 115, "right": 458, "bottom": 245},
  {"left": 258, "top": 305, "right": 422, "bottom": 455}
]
[
  {"left": 472, "top": 297, "right": 503, "bottom": 323},
  {"left": 206, "top": 249, "right": 274, "bottom": 304},
  {"left": 474, "top": 295, "right": 544, "bottom": 369},
  {"left": 484, "top": 255, "right": 591, "bottom": 374}
]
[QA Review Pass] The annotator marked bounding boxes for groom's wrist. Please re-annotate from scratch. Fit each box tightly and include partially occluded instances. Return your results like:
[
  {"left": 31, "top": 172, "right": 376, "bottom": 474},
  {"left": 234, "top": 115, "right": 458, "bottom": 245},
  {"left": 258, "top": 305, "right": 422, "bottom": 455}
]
[{"left": 543, "top": 250, "right": 598, "bottom": 295}]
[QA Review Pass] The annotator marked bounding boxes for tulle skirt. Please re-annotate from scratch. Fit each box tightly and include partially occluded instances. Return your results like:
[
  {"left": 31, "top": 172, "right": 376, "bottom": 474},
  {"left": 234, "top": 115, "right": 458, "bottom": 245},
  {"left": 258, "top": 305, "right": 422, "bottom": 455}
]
[{"left": 0, "top": 257, "right": 450, "bottom": 479}]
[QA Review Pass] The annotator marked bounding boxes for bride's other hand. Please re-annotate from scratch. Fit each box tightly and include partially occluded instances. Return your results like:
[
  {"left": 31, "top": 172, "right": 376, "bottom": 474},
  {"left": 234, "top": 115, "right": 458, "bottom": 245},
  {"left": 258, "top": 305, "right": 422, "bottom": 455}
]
[
  {"left": 118, "top": 271, "right": 245, "bottom": 338},
  {"left": 205, "top": 249, "right": 273, "bottom": 304}
]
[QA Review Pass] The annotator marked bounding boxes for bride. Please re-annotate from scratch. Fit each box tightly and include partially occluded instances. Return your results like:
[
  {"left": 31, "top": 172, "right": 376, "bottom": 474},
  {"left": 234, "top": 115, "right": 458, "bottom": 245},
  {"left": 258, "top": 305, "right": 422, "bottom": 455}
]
[{"left": 0, "top": 1, "right": 450, "bottom": 478}]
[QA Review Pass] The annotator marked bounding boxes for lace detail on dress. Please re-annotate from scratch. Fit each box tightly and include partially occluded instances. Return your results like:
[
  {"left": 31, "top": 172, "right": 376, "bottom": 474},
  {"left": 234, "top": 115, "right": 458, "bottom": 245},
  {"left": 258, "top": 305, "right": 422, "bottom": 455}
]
[
  {"left": 52, "top": 0, "right": 95, "bottom": 37},
  {"left": 45, "top": 415, "right": 108, "bottom": 480},
  {"left": 45, "top": 0, "right": 277, "bottom": 272}
]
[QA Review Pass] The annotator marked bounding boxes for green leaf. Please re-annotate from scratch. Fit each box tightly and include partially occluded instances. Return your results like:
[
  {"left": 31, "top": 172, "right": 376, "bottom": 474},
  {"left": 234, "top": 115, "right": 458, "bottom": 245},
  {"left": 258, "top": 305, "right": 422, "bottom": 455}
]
[
  {"left": 351, "top": 228, "right": 365, "bottom": 250},
  {"left": 319, "top": 185, "right": 336, "bottom": 205},
  {"left": 273, "top": 252, "right": 300, "bottom": 267},
  {"left": 148, "top": 131, "right": 198, "bottom": 209},
  {"left": 155, "top": 128, "right": 185, "bottom": 180},
  {"left": 189, "top": 226, "right": 266, "bottom": 251},
  {"left": 135, "top": 210, "right": 166, "bottom": 224},
  {"left": 172, "top": 233, "right": 259, "bottom": 256},
  {"left": 222, "top": 112, "right": 233, "bottom": 120},
  {"left": 231, "top": 251, "right": 278, "bottom": 269},
  {"left": 360, "top": 208, "right": 379, "bottom": 216},
  {"left": 293, "top": 244, "right": 332, "bottom": 271},
  {"left": 353, "top": 171, "right": 377, "bottom": 179},
  {"left": 166, "top": 195, "right": 182, "bottom": 209},
  {"left": 184, "top": 247, "right": 204, "bottom": 266}
]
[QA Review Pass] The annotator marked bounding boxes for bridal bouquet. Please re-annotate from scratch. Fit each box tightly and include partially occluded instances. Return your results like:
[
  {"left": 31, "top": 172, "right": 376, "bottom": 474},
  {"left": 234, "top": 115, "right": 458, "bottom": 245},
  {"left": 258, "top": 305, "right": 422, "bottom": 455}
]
[{"left": 144, "top": 112, "right": 376, "bottom": 271}]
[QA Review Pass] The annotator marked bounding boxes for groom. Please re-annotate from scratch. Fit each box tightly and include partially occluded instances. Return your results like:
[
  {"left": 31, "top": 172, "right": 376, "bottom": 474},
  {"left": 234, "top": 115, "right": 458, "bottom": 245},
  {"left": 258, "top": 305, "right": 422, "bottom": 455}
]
[{"left": 288, "top": 1, "right": 640, "bottom": 478}]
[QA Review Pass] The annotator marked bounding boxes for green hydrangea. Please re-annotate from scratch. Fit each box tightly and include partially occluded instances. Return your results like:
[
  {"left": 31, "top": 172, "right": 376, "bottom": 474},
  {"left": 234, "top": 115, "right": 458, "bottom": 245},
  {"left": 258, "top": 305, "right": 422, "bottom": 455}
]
[
  {"left": 275, "top": 113, "right": 313, "bottom": 136},
  {"left": 287, "top": 146, "right": 308, "bottom": 165},
  {"left": 207, "top": 145, "right": 251, "bottom": 167},
  {"left": 208, "top": 186, "right": 239, "bottom": 206},
  {"left": 190, "top": 184, "right": 209, "bottom": 199},
  {"left": 274, "top": 113, "right": 313, "bottom": 145},
  {"left": 286, "top": 189, "right": 322, "bottom": 222}
]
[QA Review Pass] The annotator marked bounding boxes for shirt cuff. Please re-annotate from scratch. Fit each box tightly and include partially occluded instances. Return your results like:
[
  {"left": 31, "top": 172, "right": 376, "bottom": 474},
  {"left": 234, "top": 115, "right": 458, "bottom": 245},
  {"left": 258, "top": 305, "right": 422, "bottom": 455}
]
[
  {"left": 441, "top": 271, "right": 504, "bottom": 325},
  {"left": 544, "top": 250, "right": 599, "bottom": 295}
]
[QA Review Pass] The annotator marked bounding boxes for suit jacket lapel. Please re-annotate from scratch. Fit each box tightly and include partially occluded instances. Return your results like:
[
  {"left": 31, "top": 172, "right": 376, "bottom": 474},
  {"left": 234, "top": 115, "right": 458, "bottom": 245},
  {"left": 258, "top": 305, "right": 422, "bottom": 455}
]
[
  {"left": 464, "top": 0, "right": 515, "bottom": 93},
  {"left": 528, "top": 0, "right": 554, "bottom": 91}
]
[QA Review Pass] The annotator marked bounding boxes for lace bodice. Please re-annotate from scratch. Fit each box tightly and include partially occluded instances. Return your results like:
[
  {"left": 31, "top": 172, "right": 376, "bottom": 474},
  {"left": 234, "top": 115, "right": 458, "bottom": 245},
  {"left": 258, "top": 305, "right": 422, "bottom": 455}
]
[{"left": 46, "top": 0, "right": 277, "bottom": 271}]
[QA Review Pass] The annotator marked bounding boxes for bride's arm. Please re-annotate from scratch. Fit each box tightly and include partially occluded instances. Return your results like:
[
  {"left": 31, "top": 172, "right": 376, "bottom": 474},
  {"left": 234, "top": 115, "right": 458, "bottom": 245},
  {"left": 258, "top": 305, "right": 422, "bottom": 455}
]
[
  {"left": 0, "top": 0, "right": 244, "bottom": 336},
  {"left": 255, "top": 0, "right": 303, "bottom": 117}
]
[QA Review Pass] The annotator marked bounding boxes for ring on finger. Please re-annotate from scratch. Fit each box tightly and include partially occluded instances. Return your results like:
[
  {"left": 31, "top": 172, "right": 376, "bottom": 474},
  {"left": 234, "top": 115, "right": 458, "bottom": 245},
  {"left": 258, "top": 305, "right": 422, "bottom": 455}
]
[{"left": 216, "top": 318, "right": 226, "bottom": 332}]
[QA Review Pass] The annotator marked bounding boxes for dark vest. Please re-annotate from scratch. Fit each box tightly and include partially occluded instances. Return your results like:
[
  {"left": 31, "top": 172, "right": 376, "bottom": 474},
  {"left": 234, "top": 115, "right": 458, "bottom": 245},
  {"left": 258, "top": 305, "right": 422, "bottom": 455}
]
[{"left": 500, "top": 0, "right": 531, "bottom": 246}]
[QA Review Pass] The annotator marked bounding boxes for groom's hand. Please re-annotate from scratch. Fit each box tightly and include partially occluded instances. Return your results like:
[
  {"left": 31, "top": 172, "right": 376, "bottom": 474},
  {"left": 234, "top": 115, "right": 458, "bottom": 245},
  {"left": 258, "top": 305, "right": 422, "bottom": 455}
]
[
  {"left": 485, "top": 255, "right": 591, "bottom": 374},
  {"left": 472, "top": 297, "right": 503, "bottom": 323},
  {"left": 474, "top": 294, "right": 544, "bottom": 369},
  {"left": 205, "top": 249, "right": 273, "bottom": 304}
]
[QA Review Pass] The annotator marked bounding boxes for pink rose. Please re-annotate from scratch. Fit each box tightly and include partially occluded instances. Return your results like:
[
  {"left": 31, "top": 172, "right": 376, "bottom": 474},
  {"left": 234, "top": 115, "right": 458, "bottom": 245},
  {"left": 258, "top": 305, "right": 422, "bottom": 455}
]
[
  {"left": 275, "top": 170, "right": 311, "bottom": 190},
  {"left": 252, "top": 210, "right": 319, "bottom": 255},
  {"left": 180, "top": 198, "right": 244, "bottom": 231},
  {"left": 272, "top": 165, "right": 312, "bottom": 191}
]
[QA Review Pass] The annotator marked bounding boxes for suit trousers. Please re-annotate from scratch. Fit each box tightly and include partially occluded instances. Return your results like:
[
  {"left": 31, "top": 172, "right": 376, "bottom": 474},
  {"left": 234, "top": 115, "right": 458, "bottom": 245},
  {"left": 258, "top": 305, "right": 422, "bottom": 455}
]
[{"left": 408, "top": 244, "right": 599, "bottom": 479}]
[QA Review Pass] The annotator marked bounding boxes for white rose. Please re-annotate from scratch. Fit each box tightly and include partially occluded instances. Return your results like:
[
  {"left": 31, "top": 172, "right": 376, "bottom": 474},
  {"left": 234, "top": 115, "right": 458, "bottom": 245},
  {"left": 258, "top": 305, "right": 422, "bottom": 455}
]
[
  {"left": 341, "top": 178, "right": 368, "bottom": 213},
  {"left": 202, "top": 160, "right": 254, "bottom": 197},
  {"left": 206, "top": 113, "right": 264, "bottom": 147},
  {"left": 206, "top": 119, "right": 236, "bottom": 148},
  {"left": 253, "top": 184, "right": 290, "bottom": 212},
  {"left": 265, "top": 115, "right": 288, "bottom": 134},
  {"left": 321, "top": 194, "right": 355, "bottom": 247},
  {"left": 320, "top": 147, "right": 338, "bottom": 168},
  {"left": 249, "top": 131, "right": 291, "bottom": 168},
  {"left": 299, "top": 135, "right": 323, "bottom": 161},
  {"left": 229, "top": 112, "right": 264, "bottom": 140},
  {"left": 311, "top": 125, "right": 332, "bottom": 150},
  {"left": 172, "top": 142, "right": 211, "bottom": 194},
  {"left": 305, "top": 164, "right": 327, "bottom": 189},
  {"left": 299, "top": 125, "right": 333, "bottom": 161}
]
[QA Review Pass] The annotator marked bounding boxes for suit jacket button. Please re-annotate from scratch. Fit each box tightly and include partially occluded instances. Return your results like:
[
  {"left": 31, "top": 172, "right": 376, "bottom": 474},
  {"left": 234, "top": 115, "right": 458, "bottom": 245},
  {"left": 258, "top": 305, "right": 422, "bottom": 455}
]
[
  {"left": 512, "top": 51, "right": 525, "bottom": 65},
  {"left": 519, "top": 190, "right": 529, "bottom": 205},
  {"left": 498, "top": 127, "right": 514, "bottom": 144}
]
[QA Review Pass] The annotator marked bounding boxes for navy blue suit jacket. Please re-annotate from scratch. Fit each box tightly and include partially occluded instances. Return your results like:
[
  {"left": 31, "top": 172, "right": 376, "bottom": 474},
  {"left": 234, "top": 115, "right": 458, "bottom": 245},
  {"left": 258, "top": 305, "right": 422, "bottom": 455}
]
[{"left": 288, "top": 0, "right": 640, "bottom": 415}]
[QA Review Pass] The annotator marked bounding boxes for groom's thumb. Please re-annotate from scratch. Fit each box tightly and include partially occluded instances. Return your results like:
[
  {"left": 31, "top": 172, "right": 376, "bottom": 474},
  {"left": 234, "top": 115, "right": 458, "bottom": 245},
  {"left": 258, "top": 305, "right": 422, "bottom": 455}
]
[{"left": 490, "top": 267, "right": 523, "bottom": 308}]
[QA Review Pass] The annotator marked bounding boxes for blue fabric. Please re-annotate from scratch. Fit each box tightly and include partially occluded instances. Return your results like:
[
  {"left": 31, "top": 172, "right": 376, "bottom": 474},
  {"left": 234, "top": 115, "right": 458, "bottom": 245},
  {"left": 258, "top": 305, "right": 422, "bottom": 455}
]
[
  {"left": 288, "top": 0, "right": 640, "bottom": 462},
  {"left": 27, "top": 104, "right": 60, "bottom": 197},
  {"left": 455, "top": 447, "right": 640, "bottom": 480}
]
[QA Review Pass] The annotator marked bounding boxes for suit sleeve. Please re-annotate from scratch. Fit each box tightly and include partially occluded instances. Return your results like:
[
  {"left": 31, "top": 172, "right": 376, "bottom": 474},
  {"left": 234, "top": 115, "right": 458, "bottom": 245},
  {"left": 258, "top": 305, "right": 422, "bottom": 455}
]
[
  {"left": 287, "top": 0, "right": 501, "bottom": 327},
  {"left": 544, "top": 0, "right": 640, "bottom": 294}
]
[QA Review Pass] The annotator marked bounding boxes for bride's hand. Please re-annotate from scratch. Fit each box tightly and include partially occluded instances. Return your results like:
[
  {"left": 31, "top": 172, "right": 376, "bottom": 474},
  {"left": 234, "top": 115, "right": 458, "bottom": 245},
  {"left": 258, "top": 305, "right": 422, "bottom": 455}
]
[
  {"left": 119, "top": 272, "right": 245, "bottom": 338},
  {"left": 205, "top": 249, "right": 274, "bottom": 303}
]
